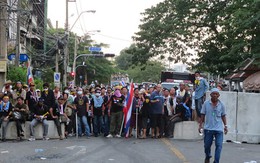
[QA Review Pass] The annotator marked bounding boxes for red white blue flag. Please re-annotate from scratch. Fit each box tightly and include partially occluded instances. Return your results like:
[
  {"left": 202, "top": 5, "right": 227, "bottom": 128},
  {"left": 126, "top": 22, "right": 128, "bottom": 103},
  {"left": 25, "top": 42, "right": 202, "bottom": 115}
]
[
  {"left": 123, "top": 82, "right": 134, "bottom": 138},
  {"left": 27, "top": 63, "right": 34, "bottom": 85}
]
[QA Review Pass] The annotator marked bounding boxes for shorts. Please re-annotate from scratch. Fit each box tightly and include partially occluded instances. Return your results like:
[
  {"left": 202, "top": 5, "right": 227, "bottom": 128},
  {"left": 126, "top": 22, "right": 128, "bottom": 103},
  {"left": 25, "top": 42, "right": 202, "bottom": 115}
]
[
  {"left": 195, "top": 97, "right": 204, "bottom": 118},
  {"left": 150, "top": 114, "right": 162, "bottom": 128}
]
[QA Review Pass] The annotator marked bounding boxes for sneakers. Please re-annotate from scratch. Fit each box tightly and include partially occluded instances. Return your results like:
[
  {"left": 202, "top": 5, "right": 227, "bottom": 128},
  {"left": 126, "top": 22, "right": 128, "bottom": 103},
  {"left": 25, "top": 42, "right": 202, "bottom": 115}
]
[
  {"left": 43, "top": 137, "right": 49, "bottom": 140},
  {"left": 115, "top": 134, "right": 121, "bottom": 138},
  {"left": 106, "top": 134, "right": 113, "bottom": 138},
  {"left": 28, "top": 137, "right": 35, "bottom": 141}
]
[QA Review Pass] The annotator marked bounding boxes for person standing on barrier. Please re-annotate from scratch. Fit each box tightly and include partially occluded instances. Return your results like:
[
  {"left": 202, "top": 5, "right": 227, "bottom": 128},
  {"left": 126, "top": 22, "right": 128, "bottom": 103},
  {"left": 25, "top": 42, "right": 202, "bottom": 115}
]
[
  {"left": 194, "top": 71, "right": 209, "bottom": 123},
  {"left": 199, "top": 88, "right": 228, "bottom": 163},
  {"left": 41, "top": 83, "right": 55, "bottom": 113},
  {"left": 0, "top": 95, "right": 13, "bottom": 142},
  {"left": 29, "top": 98, "right": 49, "bottom": 141}
]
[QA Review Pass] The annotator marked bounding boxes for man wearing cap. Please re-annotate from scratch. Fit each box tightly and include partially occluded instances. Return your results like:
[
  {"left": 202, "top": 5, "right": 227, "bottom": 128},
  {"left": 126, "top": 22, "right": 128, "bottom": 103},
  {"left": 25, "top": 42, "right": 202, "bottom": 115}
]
[
  {"left": 12, "top": 81, "right": 26, "bottom": 104},
  {"left": 26, "top": 82, "right": 38, "bottom": 116},
  {"left": 199, "top": 88, "right": 228, "bottom": 163},
  {"left": 29, "top": 98, "right": 49, "bottom": 141},
  {"left": 50, "top": 96, "right": 69, "bottom": 140},
  {"left": 0, "top": 95, "right": 13, "bottom": 141}
]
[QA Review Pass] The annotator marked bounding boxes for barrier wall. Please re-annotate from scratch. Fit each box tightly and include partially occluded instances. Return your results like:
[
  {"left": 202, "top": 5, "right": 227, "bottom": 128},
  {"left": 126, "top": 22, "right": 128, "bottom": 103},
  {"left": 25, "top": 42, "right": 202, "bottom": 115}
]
[
  {"left": 206, "top": 91, "right": 260, "bottom": 143},
  {"left": 1, "top": 121, "right": 65, "bottom": 140}
]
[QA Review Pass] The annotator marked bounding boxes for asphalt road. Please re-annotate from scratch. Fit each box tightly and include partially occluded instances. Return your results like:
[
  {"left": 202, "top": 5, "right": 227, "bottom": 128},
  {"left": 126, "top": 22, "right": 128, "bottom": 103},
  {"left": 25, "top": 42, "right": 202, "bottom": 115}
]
[{"left": 0, "top": 137, "right": 259, "bottom": 163}]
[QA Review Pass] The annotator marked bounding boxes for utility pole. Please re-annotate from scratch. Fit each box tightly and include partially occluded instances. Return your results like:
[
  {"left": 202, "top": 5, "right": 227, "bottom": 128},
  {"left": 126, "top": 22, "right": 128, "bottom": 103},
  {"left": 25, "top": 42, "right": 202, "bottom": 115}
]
[
  {"left": 0, "top": 0, "right": 8, "bottom": 86},
  {"left": 15, "top": 0, "right": 21, "bottom": 66},
  {"left": 55, "top": 22, "right": 59, "bottom": 73},
  {"left": 63, "top": 0, "right": 69, "bottom": 87},
  {"left": 43, "top": 0, "right": 48, "bottom": 55},
  {"left": 73, "top": 35, "right": 78, "bottom": 86}
]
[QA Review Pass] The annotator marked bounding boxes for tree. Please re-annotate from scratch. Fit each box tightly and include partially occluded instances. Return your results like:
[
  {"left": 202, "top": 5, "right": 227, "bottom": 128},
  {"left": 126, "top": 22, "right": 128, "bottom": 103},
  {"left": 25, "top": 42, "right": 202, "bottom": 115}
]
[
  {"left": 7, "top": 66, "right": 27, "bottom": 83},
  {"left": 127, "top": 61, "right": 164, "bottom": 83},
  {"left": 133, "top": 0, "right": 260, "bottom": 76},
  {"left": 115, "top": 45, "right": 135, "bottom": 70}
]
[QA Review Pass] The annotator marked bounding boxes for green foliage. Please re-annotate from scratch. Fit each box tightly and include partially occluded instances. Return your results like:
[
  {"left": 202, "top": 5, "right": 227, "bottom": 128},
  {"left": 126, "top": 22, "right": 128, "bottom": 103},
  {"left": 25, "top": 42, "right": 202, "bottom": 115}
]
[
  {"left": 115, "top": 46, "right": 134, "bottom": 70},
  {"left": 133, "top": 0, "right": 260, "bottom": 76},
  {"left": 7, "top": 66, "right": 27, "bottom": 83},
  {"left": 127, "top": 61, "right": 164, "bottom": 83}
]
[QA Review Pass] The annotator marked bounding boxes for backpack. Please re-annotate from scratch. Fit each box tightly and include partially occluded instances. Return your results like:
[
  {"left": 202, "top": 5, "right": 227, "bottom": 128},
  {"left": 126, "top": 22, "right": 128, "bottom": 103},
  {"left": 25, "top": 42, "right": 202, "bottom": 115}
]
[{"left": 182, "top": 103, "right": 191, "bottom": 121}]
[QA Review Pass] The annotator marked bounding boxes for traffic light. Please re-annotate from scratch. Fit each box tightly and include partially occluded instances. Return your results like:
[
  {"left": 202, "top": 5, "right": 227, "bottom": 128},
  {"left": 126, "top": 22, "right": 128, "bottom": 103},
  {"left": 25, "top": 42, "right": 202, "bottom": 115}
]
[
  {"left": 104, "top": 53, "right": 115, "bottom": 57},
  {"left": 70, "top": 72, "right": 75, "bottom": 77}
]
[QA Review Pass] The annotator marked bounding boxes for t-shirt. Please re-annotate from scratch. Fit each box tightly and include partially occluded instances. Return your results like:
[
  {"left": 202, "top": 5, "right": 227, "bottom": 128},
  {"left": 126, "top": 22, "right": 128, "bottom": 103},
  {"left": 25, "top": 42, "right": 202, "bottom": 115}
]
[
  {"left": 103, "top": 95, "right": 112, "bottom": 115},
  {"left": 74, "top": 96, "right": 89, "bottom": 117},
  {"left": 175, "top": 103, "right": 186, "bottom": 120},
  {"left": 201, "top": 100, "right": 226, "bottom": 132},
  {"left": 110, "top": 95, "right": 125, "bottom": 113},
  {"left": 150, "top": 91, "right": 164, "bottom": 115},
  {"left": 141, "top": 94, "right": 150, "bottom": 117},
  {"left": 91, "top": 96, "right": 104, "bottom": 116}
]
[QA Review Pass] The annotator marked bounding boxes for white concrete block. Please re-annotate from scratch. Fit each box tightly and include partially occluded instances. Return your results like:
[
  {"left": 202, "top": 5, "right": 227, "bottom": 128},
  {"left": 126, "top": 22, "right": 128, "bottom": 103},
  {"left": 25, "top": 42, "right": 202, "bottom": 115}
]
[
  {"left": 174, "top": 121, "right": 202, "bottom": 140},
  {"left": 1, "top": 121, "right": 65, "bottom": 140}
]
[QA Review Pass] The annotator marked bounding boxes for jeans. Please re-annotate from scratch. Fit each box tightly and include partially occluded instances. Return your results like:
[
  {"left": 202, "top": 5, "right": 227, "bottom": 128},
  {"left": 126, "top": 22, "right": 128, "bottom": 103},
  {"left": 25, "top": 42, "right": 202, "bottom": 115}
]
[
  {"left": 0, "top": 116, "right": 9, "bottom": 139},
  {"left": 93, "top": 115, "right": 102, "bottom": 135},
  {"left": 77, "top": 115, "right": 90, "bottom": 136},
  {"left": 204, "top": 130, "right": 223, "bottom": 163},
  {"left": 109, "top": 111, "right": 123, "bottom": 135},
  {"left": 195, "top": 97, "right": 204, "bottom": 117},
  {"left": 30, "top": 119, "right": 49, "bottom": 137},
  {"left": 53, "top": 118, "right": 62, "bottom": 136},
  {"left": 102, "top": 115, "right": 110, "bottom": 135},
  {"left": 15, "top": 119, "right": 24, "bottom": 137}
]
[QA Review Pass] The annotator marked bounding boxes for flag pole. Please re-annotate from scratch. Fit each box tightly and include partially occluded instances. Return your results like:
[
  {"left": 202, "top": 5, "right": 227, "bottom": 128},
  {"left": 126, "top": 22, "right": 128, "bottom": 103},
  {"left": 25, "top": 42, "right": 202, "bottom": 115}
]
[
  {"left": 135, "top": 105, "right": 138, "bottom": 139},
  {"left": 119, "top": 114, "right": 125, "bottom": 136}
]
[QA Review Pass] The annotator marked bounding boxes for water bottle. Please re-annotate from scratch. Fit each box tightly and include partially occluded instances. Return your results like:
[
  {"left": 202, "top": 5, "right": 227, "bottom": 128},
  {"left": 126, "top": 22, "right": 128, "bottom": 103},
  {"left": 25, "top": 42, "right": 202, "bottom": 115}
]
[{"left": 199, "top": 128, "right": 204, "bottom": 136}]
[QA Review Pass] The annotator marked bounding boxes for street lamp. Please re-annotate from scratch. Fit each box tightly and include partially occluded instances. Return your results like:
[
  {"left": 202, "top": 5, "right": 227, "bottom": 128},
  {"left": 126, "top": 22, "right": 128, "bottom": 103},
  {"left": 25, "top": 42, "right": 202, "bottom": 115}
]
[
  {"left": 70, "top": 10, "right": 96, "bottom": 31},
  {"left": 63, "top": 10, "right": 96, "bottom": 87},
  {"left": 73, "top": 30, "right": 100, "bottom": 86}
]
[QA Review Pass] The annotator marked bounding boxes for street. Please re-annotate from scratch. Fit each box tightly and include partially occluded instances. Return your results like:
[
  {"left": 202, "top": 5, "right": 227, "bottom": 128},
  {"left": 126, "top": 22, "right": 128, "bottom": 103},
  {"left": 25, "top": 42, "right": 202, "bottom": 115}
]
[{"left": 0, "top": 137, "right": 259, "bottom": 163}]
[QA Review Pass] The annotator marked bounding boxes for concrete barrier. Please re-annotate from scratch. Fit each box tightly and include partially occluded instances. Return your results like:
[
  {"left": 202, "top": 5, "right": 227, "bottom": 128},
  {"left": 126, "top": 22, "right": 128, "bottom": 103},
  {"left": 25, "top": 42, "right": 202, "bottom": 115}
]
[
  {"left": 1, "top": 121, "right": 65, "bottom": 140},
  {"left": 206, "top": 91, "right": 260, "bottom": 143},
  {"left": 174, "top": 121, "right": 202, "bottom": 140}
]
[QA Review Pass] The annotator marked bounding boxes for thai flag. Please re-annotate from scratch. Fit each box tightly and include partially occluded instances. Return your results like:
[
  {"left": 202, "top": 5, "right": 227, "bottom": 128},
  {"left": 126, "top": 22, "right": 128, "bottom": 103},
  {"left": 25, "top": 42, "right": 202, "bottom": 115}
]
[
  {"left": 121, "top": 79, "right": 126, "bottom": 87},
  {"left": 27, "top": 64, "right": 34, "bottom": 85},
  {"left": 123, "top": 82, "right": 134, "bottom": 138}
]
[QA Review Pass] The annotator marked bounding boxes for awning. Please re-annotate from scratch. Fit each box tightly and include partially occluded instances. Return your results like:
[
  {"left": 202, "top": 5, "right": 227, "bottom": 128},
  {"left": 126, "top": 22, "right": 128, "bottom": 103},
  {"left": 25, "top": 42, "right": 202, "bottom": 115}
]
[{"left": 243, "top": 71, "right": 260, "bottom": 90}]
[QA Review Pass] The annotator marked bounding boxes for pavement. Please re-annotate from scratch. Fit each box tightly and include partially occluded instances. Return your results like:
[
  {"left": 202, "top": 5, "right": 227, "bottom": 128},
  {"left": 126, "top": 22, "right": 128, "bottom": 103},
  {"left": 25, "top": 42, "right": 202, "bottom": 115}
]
[{"left": 0, "top": 136, "right": 259, "bottom": 163}]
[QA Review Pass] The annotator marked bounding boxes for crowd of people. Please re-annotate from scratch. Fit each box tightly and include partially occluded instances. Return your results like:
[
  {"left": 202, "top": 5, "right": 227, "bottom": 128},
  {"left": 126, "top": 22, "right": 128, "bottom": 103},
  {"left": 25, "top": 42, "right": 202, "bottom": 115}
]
[{"left": 0, "top": 71, "right": 209, "bottom": 142}]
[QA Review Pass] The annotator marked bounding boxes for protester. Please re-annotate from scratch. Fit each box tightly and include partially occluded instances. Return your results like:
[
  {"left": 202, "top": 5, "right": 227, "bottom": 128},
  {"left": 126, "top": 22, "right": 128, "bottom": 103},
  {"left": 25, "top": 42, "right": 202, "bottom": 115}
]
[
  {"left": 29, "top": 98, "right": 49, "bottom": 141},
  {"left": 161, "top": 89, "right": 171, "bottom": 137},
  {"left": 91, "top": 89, "right": 104, "bottom": 137},
  {"left": 12, "top": 81, "right": 26, "bottom": 104},
  {"left": 199, "top": 88, "right": 228, "bottom": 163},
  {"left": 168, "top": 96, "right": 186, "bottom": 138},
  {"left": 150, "top": 84, "right": 164, "bottom": 138},
  {"left": 13, "top": 97, "right": 29, "bottom": 140},
  {"left": 106, "top": 89, "right": 125, "bottom": 138},
  {"left": 139, "top": 89, "right": 150, "bottom": 139},
  {"left": 53, "top": 86, "right": 61, "bottom": 100},
  {"left": 103, "top": 87, "right": 112, "bottom": 137},
  {"left": 194, "top": 71, "right": 209, "bottom": 123},
  {"left": 129, "top": 88, "right": 140, "bottom": 137},
  {"left": 74, "top": 88, "right": 91, "bottom": 138},
  {"left": 63, "top": 91, "right": 76, "bottom": 137},
  {"left": 41, "top": 83, "right": 55, "bottom": 111},
  {"left": 0, "top": 95, "right": 13, "bottom": 141},
  {"left": 50, "top": 96, "right": 69, "bottom": 140}
]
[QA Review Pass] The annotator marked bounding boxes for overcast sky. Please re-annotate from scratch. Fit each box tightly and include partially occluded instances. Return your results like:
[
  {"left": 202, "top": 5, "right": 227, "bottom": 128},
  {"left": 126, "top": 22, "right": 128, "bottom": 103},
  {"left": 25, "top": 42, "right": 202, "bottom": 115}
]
[{"left": 48, "top": 0, "right": 164, "bottom": 55}]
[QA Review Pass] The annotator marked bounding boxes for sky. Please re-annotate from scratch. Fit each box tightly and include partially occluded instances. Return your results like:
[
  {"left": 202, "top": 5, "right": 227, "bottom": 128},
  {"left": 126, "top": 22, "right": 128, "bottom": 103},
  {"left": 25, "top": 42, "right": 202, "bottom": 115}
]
[{"left": 48, "top": 0, "right": 164, "bottom": 55}]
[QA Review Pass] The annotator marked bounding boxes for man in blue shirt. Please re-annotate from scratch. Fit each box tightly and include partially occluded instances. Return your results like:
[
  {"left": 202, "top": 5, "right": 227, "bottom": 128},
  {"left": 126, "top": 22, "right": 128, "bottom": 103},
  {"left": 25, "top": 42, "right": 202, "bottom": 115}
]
[
  {"left": 150, "top": 84, "right": 164, "bottom": 138},
  {"left": 199, "top": 88, "right": 228, "bottom": 163},
  {"left": 194, "top": 71, "right": 209, "bottom": 123}
]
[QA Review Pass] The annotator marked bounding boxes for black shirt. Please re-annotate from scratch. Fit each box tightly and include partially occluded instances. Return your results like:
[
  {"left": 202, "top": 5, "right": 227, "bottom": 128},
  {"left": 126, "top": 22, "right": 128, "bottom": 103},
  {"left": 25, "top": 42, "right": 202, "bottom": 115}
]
[
  {"left": 41, "top": 89, "right": 56, "bottom": 109},
  {"left": 31, "top": 104, "right": 49, "bottom": 116},
  {"left": 141, "top": 95, "right": 150, "bottom": 117},
  {"left": 175, "top": 103, "right": 186, "bottom": 120},
  {"left": 74, "top": 96, "right": 89, "bottom": 117},
  {"left": 26, "top": 91, "right": 38, "bottom": 111},
  {"left": 110, "top": 95, "right": 125, "bottom": 113},
  {"left": 103, "top": 94, "right": 112, "bottom": 115}
]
